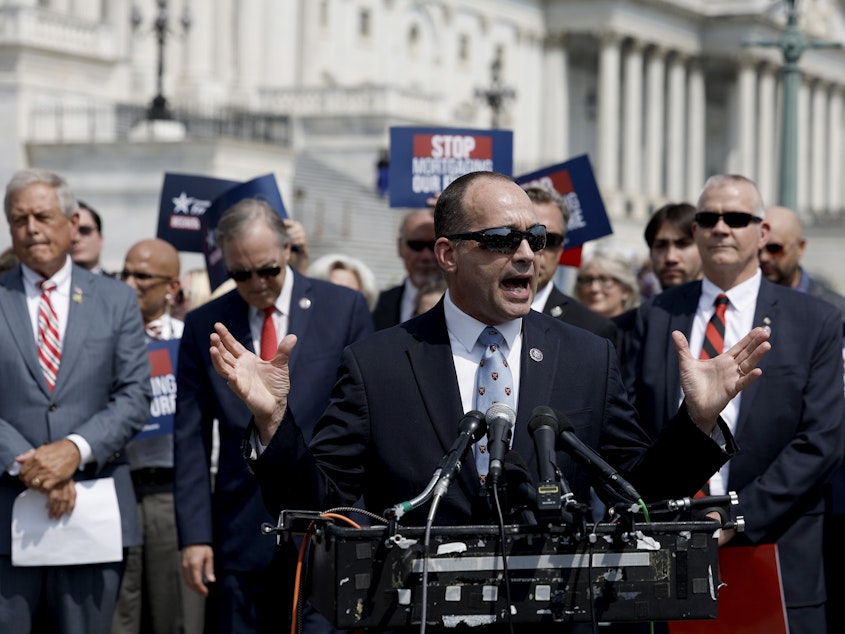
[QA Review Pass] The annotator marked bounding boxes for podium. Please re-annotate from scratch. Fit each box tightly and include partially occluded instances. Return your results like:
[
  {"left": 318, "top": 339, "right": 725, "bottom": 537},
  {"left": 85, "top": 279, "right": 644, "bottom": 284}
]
[{"left": 301, "top": 520, "right": 720, "bottom": 629}]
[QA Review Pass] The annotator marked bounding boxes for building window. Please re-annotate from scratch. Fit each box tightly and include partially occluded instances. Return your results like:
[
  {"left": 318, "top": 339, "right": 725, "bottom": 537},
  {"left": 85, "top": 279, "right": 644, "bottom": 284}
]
[
  {"left": 359, "top": 8, "right": 371, "bottom": 38},
  {"left": 458, "top": 34, "right": 469, "bottom": 63}
]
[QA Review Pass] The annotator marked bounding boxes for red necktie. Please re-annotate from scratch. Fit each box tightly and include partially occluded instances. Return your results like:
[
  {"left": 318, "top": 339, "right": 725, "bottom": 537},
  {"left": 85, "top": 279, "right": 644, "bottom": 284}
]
[
  {"left": 37, "top": 280, "right": 62, "bottom": 391},
  {"left": 260, "top": 306, "right": 277, "bottom": 360},
  {"left": 700, "top": 294, "right": 729, "bottom": 360}
]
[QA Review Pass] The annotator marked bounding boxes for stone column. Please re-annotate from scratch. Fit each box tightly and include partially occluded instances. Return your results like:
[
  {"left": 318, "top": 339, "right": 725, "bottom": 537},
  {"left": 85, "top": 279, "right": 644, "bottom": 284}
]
[
  {"left": 622, "top": 39, "right": 644, "bottom": 217},
  {"left": 644, "top": 46, "right": 665, "bottom": 199},
  {"left": 756, "top": 64, "right": 777, "bottom": 206},
  {"left": 797, "top": 79, "right": 811, "bottom": 211},
  {"left": 686, "top": 58, "right": 706, "bottom": 198},
  {"left": 178, "top": 0, "right": 216, "bottom": 104},
  {"left": 597, "top": 32, "right": 622, "bottom": 198},
  {"left": 828, "top": 87, "right": 843, "bottom": 215},
  {"left": 234, "top": 0, "right": 263, "bottom": 104},
  {"left": 541, "top": 34, "right": 569, "bottom": 164},
  {"left": 666, "top": 51, "right": 687, "bottom": 199},
  {"left": 737, "top": 57, "right": 757, "bottom": 178},
  {"left": 811, "top": 80, "right": 828, "bottom": 212}
]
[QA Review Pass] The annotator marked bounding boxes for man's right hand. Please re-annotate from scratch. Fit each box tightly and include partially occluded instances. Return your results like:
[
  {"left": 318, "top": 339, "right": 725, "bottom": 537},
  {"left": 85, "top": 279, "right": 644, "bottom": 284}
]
[
  {"left": 181, "top": 544, "right": 216, "bottom": 597},
  {"left": 210, "top": 322, "right": 298, "bottom": 444}
]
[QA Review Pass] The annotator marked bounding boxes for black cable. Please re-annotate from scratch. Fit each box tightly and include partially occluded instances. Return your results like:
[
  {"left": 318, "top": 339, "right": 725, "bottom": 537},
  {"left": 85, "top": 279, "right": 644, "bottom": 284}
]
[{"left": 491, "top": 482, "right": 515, "bottom": 634}]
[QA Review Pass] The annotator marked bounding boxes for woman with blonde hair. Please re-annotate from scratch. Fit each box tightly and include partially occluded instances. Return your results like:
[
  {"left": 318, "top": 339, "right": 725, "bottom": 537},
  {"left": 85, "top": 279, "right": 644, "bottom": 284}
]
[{"left": 574, "top": 250, "right": 640, "bottom": 318}]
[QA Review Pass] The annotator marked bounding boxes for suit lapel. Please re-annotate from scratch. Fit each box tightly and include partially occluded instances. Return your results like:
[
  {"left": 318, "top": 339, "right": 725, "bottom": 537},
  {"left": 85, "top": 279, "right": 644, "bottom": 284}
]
[
  {"left": 286, "top": 272, "right": 312, "bottom": 371},
  {"left": 405, "top": 305, "right": 476, "bottom": 496},
  {"left": 663, "top": 283, "right": 700, "bottom": 418},
  {"left": 0, "top": 268, "right": 46, "bottom": 394},
  {"left": 736, "top": 280, "right": 778, "bottom": 432},
  {"left": 56, "top": 268, "right": 96, "bottom": 396}
]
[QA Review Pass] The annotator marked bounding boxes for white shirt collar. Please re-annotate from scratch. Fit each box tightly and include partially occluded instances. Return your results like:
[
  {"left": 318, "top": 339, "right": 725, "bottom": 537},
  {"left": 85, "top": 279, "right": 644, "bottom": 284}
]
[
  {"left": 700, "top": 269, "right": 761, "bottom": 316},
  {"left": 21, "top": 255, "right": 73, "bottom": 295},
  {"left": 443, "top": 289, "right": 522, "bottom": 354},
  {"left": 531, "top": 281, "right": 554, "bottom": 312}
]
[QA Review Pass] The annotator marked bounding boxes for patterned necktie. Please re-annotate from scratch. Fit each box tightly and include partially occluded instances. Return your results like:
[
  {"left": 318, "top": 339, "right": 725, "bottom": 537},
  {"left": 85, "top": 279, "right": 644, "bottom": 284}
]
[
  {"left": 700, "top": 294, "right": 729, "bottom": 360},
  {"left": 473, "top": 327, "right": 515, "bottom": 483},
  {"left": 37, "top": 280, "right": 62, "bottom": 391},
  {"left": 260, "top": 306, "right": 277, "bottom": 360}
]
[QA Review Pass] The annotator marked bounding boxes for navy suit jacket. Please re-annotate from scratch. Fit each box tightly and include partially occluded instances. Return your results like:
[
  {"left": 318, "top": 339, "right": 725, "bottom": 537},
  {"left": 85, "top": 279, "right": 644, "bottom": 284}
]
[
  {"left": 542, "top": 285, "right": 619, "bottom": 343},
  {"left": 371, "top": 283, "right": 404, "bottom": 331},
  {"left": 0, "top": 264, "right": 150, "bottom": 556},
  {"left": 254, "top": 303, "right": 731, "bottom": 527},
  {"left": 622, "top": 278, "right": 845, "bottom": 608},
  {"left": 174, "top": 271, "right": 373, "bottom": 571}
]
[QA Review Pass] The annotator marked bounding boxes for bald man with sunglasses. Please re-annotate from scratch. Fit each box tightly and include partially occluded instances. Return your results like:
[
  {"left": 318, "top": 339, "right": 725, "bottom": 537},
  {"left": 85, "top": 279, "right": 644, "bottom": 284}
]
[
  {"left": 372, "top": 207, "right": 440, "bottom": 329},
  {"left": 622, "top": 175, "right": 845, "bottom": 634},
  {"left": 209, "top": 172, "right": 773, "bottom": 631},
  {"left": 173, "top": 198, "right": 373, "bottom": 634}
]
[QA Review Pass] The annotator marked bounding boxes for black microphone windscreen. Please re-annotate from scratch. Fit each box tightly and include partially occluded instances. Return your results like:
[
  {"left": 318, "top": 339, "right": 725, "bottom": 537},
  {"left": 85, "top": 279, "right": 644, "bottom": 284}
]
[{"left": 528, "top": 406, "right": 559, "bottom": 436}]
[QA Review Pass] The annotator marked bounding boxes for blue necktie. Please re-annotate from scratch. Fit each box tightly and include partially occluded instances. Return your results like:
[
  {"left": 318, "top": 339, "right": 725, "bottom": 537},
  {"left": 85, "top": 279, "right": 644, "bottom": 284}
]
[{"left": 473, "top": 327, "right": 515, "bottom": 484}]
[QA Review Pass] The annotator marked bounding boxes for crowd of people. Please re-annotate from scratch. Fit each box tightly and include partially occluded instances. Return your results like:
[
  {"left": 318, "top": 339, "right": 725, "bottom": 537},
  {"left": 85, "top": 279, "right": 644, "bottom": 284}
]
[{"left": 1, "top": 166, "right": 843, "bottom": 634}]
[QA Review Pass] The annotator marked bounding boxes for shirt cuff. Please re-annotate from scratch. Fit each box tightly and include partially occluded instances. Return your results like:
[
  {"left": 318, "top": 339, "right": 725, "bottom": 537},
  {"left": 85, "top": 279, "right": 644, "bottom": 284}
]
[{"left": 66, "top": 434, "right": 93, "bottom": 469}]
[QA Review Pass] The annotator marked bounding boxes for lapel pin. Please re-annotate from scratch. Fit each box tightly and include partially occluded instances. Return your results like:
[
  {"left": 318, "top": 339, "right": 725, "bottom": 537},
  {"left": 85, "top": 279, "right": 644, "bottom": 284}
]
[
  {"left": 298, "top": 297, "right": 312, "bottom": 310},
  {"left": 550, "top": 306, "right": 562, "bottom": 318},
  {"left": 762, "top": 316, "right": 771, "bottom": 335},
  {"left": 72, "top": 287, "right": 83, "bottom": 304},
  {"left": 530, "top": 348, "right": 543, "bottom": 362}
]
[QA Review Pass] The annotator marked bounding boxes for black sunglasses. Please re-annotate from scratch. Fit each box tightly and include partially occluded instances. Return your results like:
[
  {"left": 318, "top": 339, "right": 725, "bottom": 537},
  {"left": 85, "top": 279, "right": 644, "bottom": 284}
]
[
  {"left": 120, "top": 270, "right": 171, "bottom": 282},
  {"left": 405, "top": 240, "right": 436, "bottom": 252},
  {"left": 544, "top": 233, "right": 564, "bottom": 248},
  {"left": 762, "top": 243, "right": 785, "bottom": 255},
  {"left": 227, "top": 265, "right": 282, "bottom": 282},
  {"left": 694, "top": 211, "right": 763, "bottom": 229},
  {"left": 444, "top": 224, "right": 547, "bottom": 254}
]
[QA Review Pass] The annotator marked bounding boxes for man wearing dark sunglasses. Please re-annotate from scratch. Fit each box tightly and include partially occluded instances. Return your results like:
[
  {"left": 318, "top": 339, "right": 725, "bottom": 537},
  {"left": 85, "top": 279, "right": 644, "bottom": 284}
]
[
  {"left": 524, "top": 185, "right": 619, "bottom": 344},
  {"left": 623, "top": 174, "right": 845, "bottom": 634},
  {"left": 372, "top": 208, "right": 440, "bottom": 329},
  {"left": 205, "top": 172, "right": 773, "bottom": 630},
  {"left": 173, "top": 198, "right": 372, "bottom": 634}
]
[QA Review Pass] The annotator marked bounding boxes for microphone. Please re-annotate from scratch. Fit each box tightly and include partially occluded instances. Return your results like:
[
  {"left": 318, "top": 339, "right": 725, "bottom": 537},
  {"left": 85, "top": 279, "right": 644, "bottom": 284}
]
[
  {"left": 555, "top": 410, "right": 642, "bottom": 504},
  {"left": 501, "top": 450, "right": 538, "bottom": 526},
  {"left": 485, "top": 403, "right": 516, "bottom": 487},
  {"left": 527, "top": 406, "right": 573, "bottom": 512},
  {"left": 430, "top": 410, "right": 487, "bottom": 503}
]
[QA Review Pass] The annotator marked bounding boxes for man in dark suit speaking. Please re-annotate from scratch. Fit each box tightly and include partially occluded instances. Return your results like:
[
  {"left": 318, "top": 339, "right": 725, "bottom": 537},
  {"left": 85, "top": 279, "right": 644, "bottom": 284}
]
[
  {"left": 622, "top": 174, "right": 845, "bottom": 634},
  {"left": 209, "top": 173, "right": 770, "bottom": 629}
]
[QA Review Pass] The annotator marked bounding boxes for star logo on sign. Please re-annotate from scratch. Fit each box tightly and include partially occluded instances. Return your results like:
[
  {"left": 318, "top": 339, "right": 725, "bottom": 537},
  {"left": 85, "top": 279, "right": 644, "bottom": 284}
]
[{"left": 172, "top": 192, "right": 193, "bottom": 214}]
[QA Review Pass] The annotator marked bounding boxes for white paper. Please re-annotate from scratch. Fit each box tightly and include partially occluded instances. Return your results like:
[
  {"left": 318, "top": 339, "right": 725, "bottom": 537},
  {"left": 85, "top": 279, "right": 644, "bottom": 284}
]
[{"left": 11, "top": 477, "right": 123, "bottom": 566}]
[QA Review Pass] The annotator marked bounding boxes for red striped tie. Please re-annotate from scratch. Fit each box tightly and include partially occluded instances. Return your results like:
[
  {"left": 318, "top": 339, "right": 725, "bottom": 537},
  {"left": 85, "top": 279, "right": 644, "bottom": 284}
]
[
  {"left": 37, "top": 280, "right": 62, "bottom": 391},
  {"left": 700, "top": 294, "right": 729, "bottom": 360},
  {"left": 260, "top": 306, "right": 277, "bottom": 360}
]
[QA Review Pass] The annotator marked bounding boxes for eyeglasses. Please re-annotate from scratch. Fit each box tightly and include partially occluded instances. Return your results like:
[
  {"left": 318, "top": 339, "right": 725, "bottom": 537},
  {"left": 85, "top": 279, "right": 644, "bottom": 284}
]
[
  {"left": 78, "top": 225, "right": 98, "bottom": 236},
  {"left": 575, "top": 274, "right": 617, "bottom": 288},
  {"left": 544, "top": 233, "right": 564, "bottom": 248},
  {"left": 694, "top": 211, "right": 763, "bottom": 229},
  {"left": 120, "top": 270, "right": 171, "bottom": 283},
  {"left": 227, "top": 265, "right": 282, "bottom": 282},
  {"left": 405, "top": 240, "right": 436, "bottom": 252},
  {"left": 444, "top": 224, "right": 547, "bottom": 254},
  {"left": 762, "top": 243, "right": 785, "bottom": 255}
]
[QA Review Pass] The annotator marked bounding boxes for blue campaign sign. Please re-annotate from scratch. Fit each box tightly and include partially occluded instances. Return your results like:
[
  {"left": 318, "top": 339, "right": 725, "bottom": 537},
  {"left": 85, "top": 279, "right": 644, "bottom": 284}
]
[
  {"left": 515, "top": 155, "right": 613, "bottom": 250},
  {"left": 201, "top": 173, "right": 289, "bottom": 291},
  {"left": 156, "top": 173, "right": 240, "bottom": 252},
  {"left": 388, "top": 126, "right": 513, "bottom": 208},
  {"left": 134, "top": 338, "right": 180, "bottom": 441}
]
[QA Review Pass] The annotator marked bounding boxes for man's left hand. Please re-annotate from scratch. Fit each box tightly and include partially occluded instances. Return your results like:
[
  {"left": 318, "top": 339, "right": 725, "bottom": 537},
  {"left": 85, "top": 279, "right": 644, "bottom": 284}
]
[
  {"left": 17, "top": 439, "right": 82, "bottom": 491},
  {"left": 674, "top": 326, "right": 771, "bottom": 434}
]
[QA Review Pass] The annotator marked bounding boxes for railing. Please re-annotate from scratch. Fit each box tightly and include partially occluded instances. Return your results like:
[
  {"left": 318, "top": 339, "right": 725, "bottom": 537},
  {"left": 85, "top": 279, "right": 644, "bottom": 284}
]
[
  {"left": 0, "top": 5, "right": 113, "bottom": 59},
  {"left": 28, "top": 103, "right": 291, "bottom": 146}
]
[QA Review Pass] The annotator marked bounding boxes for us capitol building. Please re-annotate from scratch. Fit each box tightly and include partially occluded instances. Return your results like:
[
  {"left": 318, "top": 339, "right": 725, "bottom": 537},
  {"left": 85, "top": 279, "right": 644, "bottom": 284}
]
[{"left": 2, "top": 0, "right": 845, "bottom": 290}]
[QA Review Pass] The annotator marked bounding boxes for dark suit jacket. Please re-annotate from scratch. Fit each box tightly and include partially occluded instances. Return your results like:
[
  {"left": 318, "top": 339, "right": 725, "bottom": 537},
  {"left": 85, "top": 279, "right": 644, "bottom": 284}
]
[
  {"left": 622, "top": 278, "right": 845, "bottom": 608},
  {"left": 254, "top": 302, "right": 731, "bottom": 527},
  {"left": 372, "top": 283, "right": 404, "bottom": 330},
  {"left": 0, "top": 264, "right": 150, "bottom": 556},
  {"left": 542, "top": 285, "right": 619, "bottom": 344},
  {"left": 173, "top": 271, "right": 373, "bottom": 572}
]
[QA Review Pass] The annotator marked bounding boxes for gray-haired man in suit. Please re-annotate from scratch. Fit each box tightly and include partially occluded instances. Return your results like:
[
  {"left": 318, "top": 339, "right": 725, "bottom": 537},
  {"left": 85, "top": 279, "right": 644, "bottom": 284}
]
[{"left": 0, "top": 169, "right": 151, "bottom": 633}]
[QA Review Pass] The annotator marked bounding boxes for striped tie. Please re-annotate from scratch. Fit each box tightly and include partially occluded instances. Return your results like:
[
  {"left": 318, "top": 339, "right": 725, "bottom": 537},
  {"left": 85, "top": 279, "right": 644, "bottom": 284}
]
[
  {"left": 37, "top": 280, "right": 62, "bottom": 391},
  {"left": 700, "top": 294, "right": 729, "bottom": 360}
]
